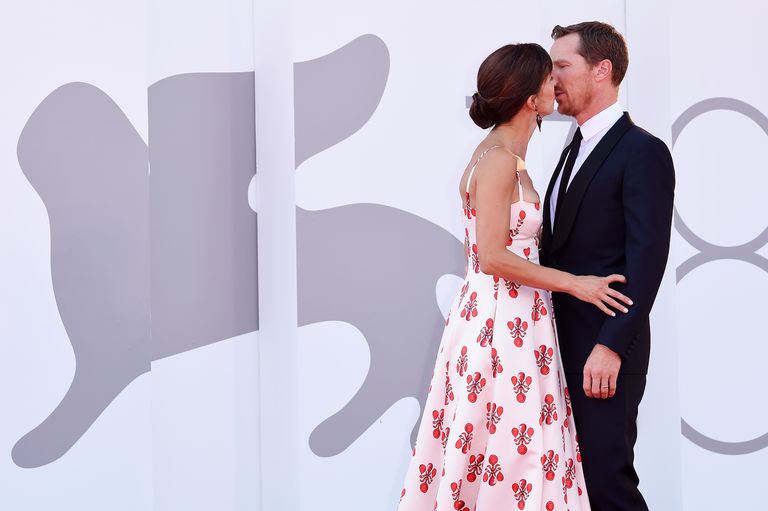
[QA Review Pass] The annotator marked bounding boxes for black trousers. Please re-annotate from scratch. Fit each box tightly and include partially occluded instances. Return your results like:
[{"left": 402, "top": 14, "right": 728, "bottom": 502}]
[{"left": 565, "top": 373, "right": 648, "bottom": 511}]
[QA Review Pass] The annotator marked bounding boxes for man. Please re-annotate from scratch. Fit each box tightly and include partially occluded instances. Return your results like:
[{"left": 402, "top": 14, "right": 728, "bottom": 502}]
[{"left": 541, "top": 21, "right": 675, "bottom": 510}]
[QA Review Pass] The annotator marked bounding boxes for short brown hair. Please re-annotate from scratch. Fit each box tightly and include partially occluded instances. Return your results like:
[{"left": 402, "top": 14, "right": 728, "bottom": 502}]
[
  {"left": 551, "top": 21, "right": 628, "bottom": 86},
  {"left": 469, "top": 43, "right": 553, "bottom": 129}
]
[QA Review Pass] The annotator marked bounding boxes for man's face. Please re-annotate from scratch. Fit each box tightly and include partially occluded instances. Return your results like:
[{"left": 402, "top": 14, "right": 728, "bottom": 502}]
[{"left": 550, "top": 33, "right": 594, "bottom": 117}]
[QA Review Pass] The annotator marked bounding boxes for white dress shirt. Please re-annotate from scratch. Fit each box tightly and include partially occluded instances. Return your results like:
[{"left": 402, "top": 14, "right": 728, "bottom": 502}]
[{"left": 549, "top": 102, "right": 624, "bottom": 230}]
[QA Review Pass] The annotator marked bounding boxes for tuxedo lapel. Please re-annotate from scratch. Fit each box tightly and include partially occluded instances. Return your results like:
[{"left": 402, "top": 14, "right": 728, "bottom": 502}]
[
  {"left": 542, "top": 145, "right": 570, "bottom": 250},
  {"left": 550, "top": 112, "right": 634, "bottom": 253}
]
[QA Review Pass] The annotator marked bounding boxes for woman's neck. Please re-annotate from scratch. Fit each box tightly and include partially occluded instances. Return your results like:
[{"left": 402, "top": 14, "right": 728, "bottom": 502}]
[{"left": 487, "top": 116, "right": 536, "bottom": 160}]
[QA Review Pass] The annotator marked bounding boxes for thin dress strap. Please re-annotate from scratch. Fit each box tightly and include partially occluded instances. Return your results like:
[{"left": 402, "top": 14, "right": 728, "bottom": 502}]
[
  {"left": 465, "top": 145, "right": 502, "bottom": 195},
  {"left": 513, "top": 154, "right": 526, "bottom": 201}
]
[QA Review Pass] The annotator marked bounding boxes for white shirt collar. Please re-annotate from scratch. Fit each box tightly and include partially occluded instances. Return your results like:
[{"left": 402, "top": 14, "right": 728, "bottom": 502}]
[{"left": 579, "top": 101, "right": 624, "bottom": 141}]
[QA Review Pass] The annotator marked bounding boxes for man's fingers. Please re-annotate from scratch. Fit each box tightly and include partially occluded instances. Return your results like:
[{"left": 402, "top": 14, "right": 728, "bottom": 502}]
[
  {"left": 583, "top": 372, "right": 593, "bottom": 398},
  {"left": 608, "top": 374, "right": 618, "bottom": 398},
  {"left": 591, "top": 375, "right": 601, "bottom": 399},
  {"left": 599, "top": 376, "right": 610, "bottom": 399}
]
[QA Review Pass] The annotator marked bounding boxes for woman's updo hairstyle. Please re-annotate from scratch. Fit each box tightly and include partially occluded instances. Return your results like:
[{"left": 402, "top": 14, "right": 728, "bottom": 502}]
[{"left": 469, "top": 43, "right": 553, "bottom": 129}]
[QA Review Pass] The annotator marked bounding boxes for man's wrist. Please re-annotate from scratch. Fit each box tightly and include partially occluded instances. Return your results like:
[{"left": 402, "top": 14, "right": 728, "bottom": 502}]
[{"left": 595, "top": 343, "right": 620, "bottom": 357}]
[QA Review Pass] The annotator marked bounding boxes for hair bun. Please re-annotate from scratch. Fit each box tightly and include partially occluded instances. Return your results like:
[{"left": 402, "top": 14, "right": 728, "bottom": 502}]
[{"left": 469, "top": 91, "right": 496, "bottom": 129}]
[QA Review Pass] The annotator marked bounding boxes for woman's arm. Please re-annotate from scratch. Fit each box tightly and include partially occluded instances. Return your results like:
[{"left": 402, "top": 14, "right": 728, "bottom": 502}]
[{"left": 471, "top": 150, "right": 631, "bottom": 316}]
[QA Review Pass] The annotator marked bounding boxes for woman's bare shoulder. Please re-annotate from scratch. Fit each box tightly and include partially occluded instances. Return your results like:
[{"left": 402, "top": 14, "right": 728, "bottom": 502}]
[
  {"left": 471, "top": 147, "right": 519, "bottom": 185},
  {"left": 460, "top": 145, "right": 520, "bottom": 200}
]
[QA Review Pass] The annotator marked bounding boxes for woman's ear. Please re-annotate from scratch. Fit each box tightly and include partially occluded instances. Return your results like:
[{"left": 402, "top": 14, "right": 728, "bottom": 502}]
[{"left": 526, "top": 94, "right": 537, "bottom": 111}]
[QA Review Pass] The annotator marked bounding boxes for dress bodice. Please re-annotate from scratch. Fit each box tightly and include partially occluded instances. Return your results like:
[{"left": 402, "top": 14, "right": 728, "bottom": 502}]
[{"left": 462, "top": 146, "right": 543, "bottom": 273}]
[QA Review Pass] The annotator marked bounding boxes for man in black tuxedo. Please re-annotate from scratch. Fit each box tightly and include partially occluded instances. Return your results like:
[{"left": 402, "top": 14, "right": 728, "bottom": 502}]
[{"left": 541, "top": 22, "right": 675, "bottom": 510}]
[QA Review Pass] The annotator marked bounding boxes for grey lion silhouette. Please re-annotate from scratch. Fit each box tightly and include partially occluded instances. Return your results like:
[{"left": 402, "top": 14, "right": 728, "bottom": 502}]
[
  {"left": 15, "top": 82, "right": 153, "bottom": 468},
  {"left": 297, "top": 205, "right": 464, "bottom": 456},
  {"left": 13, "top": 33, "right": 463, "bottom": 467},
  {"left": 14, "top": 72, "right": 258, "bottom": 468},
  {"left": 293, "top": 34, "right": 464, "bottom": 455}
]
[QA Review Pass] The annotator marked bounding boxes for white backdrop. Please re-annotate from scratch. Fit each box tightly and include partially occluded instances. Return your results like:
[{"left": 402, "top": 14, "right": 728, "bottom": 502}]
[{"left": 0, "top": 1, "right": 765, "bottom": 510}]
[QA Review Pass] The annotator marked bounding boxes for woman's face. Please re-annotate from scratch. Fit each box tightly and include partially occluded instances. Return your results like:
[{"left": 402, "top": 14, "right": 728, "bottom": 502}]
[{"left": 537, "top": 73, "right": 556, "bottom": 116}]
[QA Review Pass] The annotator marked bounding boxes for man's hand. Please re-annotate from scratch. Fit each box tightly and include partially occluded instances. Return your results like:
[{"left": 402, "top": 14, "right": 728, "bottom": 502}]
[{"left": 583, "top": 344, "right": 621, "bottom": 399}]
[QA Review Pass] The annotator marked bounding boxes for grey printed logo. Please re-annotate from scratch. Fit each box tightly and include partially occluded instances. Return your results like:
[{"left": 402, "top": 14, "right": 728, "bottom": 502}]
[
  {"left": 149, "top": 72, "right": 259, "bottom": 361},
  {"left": 295, "top": 34, "right": 389, "bottom": 168},
  {"left": 293, "top": 34, "right": 467, "bottom": 455},
  {"left": 15, "top": 82, "right": 152, "bottom": 468},
  {"left": 14, "top": 72, "right": 258, "bottom": 468},
  {"left": 672, "top": 97, "right": 768, "bottom": 454},
  {"left": 12, "top": 33, "right": 423, "bottom": 468},
  {"left": 298, "top": 205, "right": 465, "bottom": 455}
]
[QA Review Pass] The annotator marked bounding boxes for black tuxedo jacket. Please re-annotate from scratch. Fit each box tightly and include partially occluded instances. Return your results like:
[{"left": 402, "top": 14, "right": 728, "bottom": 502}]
[{"left": 540, "top": 113, "right": 675, "bottom": 374}]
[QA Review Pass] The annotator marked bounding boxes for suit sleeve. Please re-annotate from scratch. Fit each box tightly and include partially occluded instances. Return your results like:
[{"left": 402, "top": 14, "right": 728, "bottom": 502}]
[{"left": 596, "top": 136, "right": 675, "bottom": 359}]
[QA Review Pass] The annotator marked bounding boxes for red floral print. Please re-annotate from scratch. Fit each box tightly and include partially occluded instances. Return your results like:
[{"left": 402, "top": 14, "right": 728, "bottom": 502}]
[
  {"left": 512, "top": 479, "right": 533, "bottom": 509},
  {"left": 507, "top": 317, "right": 528, "bottom": 347},
  {"left": 470, "top": 244, "right": 480, "bottom": 273},
  {"left": 512, "top": 423, "right": 535, "bottom": 455},
  {"left": 539, "top": 394, "right": 558, "bottom": 425},
  {"left": 477, "top": 318, "right": 494, "bottom": 347},
  {"left": 532, "top": 291, "right": 548, "bottom": 321},
  {"left": 431, "top": 409, "right": 445, "bottom": 439},
  {"left": 504, "top": 279, "right": 521, "bottom": 299},
  {"left": 418, "top": 463, "right": 437, "bottom": 493},
  {"left": 511, "top": 372, "right": 532, "bottom": 403},
  {"left": 455, "top": 423, "right": 474, "bottom": 454},
  {"left": 460, "top": 291, "right": 478, "bottom": 321},
  {"left": 456, "top": 346, "right": 468, "bottom": 376},
  {"left": 541, "top": 449, "right": 560, "bottom": 481},
  {"left": 466, "top": 453, "right": 485, "bottom": 483},
  {"left": 485, "top": 402, "right": 503, "bottom": 434},
  {"left": 491, "top": 348, "right": 503, "bottom": 377},
  {"left": 535, "top": 345, "right": 554, "bottom": 375},
  {"left": 482, "top": 454, "right": 504, "bottom": 486},
  {"left": 466, "top": 372, "right": 486, "bottom": 403}
]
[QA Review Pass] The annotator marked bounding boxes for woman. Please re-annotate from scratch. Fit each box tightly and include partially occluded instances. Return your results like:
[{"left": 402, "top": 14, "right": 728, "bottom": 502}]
[{"left": 396, "top": 43, "right": 632, "bottom": 511}]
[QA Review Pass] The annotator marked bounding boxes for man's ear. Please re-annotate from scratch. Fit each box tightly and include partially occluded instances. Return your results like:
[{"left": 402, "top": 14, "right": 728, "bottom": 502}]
[{"left": 594, "top": 59, "right": 613, "bottom": 83}]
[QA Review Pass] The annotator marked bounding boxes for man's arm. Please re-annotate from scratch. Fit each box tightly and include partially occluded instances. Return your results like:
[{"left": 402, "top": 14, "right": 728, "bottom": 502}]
[
  {"left": 583, "top": 135, "right": 675, "bottom": 399},
  {"left": 597, "top": 135, "right": 676, "bottom": 358}
]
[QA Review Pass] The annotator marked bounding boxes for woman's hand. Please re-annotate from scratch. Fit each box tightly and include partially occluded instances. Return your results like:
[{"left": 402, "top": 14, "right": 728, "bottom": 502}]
[{"left": 568, "top": 274, "right": 632, "bottom": 316}]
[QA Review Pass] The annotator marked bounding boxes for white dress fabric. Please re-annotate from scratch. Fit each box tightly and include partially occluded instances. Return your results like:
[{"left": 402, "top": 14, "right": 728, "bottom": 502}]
[{"left": 397, "top": 147, "right": 591, "bottom": 511}]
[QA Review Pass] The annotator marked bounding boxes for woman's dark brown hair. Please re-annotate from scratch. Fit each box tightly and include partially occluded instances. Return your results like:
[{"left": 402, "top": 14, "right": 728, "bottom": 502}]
[
  {"left": 469, "top": 43, "right": 553, "bottom": 129},
  {"left": 551, "top": 21, "right": 629, "bottom": 86}
]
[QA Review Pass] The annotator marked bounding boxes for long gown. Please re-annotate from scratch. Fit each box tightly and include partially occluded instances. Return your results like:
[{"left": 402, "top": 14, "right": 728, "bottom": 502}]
[{"left": 397, "top": 147, "right": 591, "bottom": 511}]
